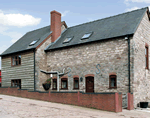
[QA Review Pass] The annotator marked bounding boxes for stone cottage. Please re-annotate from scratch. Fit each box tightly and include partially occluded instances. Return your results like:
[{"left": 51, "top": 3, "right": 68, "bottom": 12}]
[{"left": 1, "top": 7, "right": 150, "bottom": 108}]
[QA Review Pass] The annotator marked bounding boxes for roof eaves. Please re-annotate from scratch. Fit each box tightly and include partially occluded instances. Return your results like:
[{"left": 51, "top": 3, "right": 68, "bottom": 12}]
[
  {"left": 47, "top": 33, "right": 134, "bottom": 51},
  {"left": 0, "top": 48, "right": 35, "bottom": 57}
]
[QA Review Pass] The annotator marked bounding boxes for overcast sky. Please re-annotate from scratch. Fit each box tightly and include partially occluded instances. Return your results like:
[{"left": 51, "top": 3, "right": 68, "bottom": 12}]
[{"left": 0, "top": 0, "right": 150, "bottom": 69}]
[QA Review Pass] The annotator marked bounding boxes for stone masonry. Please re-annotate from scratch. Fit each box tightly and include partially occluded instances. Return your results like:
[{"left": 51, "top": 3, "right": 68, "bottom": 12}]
[
  {"left": 35, "top": 24, "right": 66, "bottom": 91},
  {"left": 132, "top": 12, "right": 150, "bottom": 107},
  {"left": 46, "top": 37, "right": 129, "bottom": 107}
]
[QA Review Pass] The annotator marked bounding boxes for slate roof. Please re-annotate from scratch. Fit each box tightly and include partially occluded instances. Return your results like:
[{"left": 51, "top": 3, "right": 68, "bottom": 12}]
[
  {"left": 45, "top": 7, "right": 148, "bottom": 51},
  {"left": 1, "top": 7, "right": 148, "bottom": 56},
  {"left": 1, "top": 25, "right": 51, "bottom": 56}
]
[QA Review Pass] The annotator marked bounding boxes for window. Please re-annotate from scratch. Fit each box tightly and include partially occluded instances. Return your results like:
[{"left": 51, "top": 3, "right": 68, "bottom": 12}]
[
  {"left": 61, "top": 78, "right": 68, "bottom": 89},
  {"left": 11, "top": 79, "right": 21, "bottom": 89},
  {"left": 145, "top": 44, "right": 149, "bottom": 69},
  {"left": 29, "top": 39, "right": 38, "bottom": 46},
  {"left": 63, "top": 37, "right": 73, "bottom": 43},
  {"left": 74, "top": 78, "right": 79, "bottom": 89},
  {"left": 11, "top": 55, "right": 21, "bottom": 66},
  {"left": 109, "top": 75, "right": 117, "bottom": 89},
  {"left": 52, "top": 79, "right": 57, "bottom": 90},
  {"left": 81, "top": 32, "right": 93, "bottom": 39}
]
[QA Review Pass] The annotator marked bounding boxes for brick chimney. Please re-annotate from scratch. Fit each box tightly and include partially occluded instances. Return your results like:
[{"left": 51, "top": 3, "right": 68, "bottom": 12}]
[{"left": 50, "top": 10, "right": 61, "bottom": 43}]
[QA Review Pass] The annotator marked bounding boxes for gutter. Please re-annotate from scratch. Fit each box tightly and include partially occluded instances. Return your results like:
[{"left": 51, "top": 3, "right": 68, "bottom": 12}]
[{"left": 45, "top": 34, "right": 134, "bottom": 52}]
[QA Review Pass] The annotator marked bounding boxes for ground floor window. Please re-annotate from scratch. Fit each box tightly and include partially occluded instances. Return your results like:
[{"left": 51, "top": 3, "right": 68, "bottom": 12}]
[
  {"left": 11, "top": 79, "right": 21, "bottom": 89},
  {"left": 74, "top": 77, "right": 79, "bottom": 89},
  {"left": 109, "top": 75, "right": 117, "bottom": 89},
  {"left": 61, "top": 78, "right": 68, "bottom": 89},
  {"left": 52, "top": 79, "right": 57, "bottom": 90}
]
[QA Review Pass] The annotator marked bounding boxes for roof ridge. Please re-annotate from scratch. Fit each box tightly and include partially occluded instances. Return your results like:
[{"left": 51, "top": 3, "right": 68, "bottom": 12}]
[
  {"left": 26, "top": 21, "right": 67, "bottom": 34},
  {"left": 67, "top": 7, "right": 148, "bottom": 29},
  {"left": 26, "top": 25, "right": 50, "bottom": 34}
]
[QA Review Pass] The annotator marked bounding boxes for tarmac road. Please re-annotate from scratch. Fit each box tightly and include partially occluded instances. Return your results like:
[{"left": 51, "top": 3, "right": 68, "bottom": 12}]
[{"left": 0, "top": 94, "right": 150, "bottom": 118}]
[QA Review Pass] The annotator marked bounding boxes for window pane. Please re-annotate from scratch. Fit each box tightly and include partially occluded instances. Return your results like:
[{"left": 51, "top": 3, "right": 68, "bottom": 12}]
[
  {"left": 18, "top": 55, "right": 21, "bottom": 65},
  {"left": 74, "top": 80, "right": 78, "bottom": 88},
  {"left": 63, "top": 37, "right": 73, "bottom": 43},
  {"left": 111, "top": 78, "right": 115, "bottom": 87},
  {"left": 12, "top": 57, "right": 15, "bottom": 65},
  {"left": 82, "top": 32, "right": 92, "bottom": 39},
  {"left": 62, "top": 80, "right": 67, "bottom": 88},
  {"left": 16, "top": 60, "right": 18, "bottom": 65},
  {"left": 53, "top": 80, "right": 57, "bottom": 89}
]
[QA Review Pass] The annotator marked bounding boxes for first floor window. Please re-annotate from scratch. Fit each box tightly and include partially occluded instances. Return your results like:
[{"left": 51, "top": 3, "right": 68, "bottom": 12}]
[
  {"left": 61, "top": 78, "right": 68, "bottom": 89},
  {"left": 74, "top": 78, "right": 79, "bottom": 89},
  {"left": 11, "top": 55, "right": 21, "bottom": 66},
  {"left": 11, "top": 79, "right": 21, "bottom": 89},
  {"left": 109, "top": 75, "right": 117, "bottom": 89},
  {"left": 53, "top": 79, "right": 57, "bottom": 90}
]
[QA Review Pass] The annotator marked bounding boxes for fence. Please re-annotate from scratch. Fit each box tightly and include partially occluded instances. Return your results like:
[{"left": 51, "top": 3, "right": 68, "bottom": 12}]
[{"left": 0, "top": 87, "right": 122, "bottom": 112}]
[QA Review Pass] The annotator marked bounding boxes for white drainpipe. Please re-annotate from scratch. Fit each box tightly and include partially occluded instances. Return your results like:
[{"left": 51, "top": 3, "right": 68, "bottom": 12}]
[{"left": 40, "top": 68, "right": 66, "bottom": 92}]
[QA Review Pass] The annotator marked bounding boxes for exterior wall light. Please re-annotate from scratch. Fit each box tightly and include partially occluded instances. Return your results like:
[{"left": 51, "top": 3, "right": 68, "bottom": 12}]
[{"left": 80, "top": 77, "right": 83, "bottom": 82}]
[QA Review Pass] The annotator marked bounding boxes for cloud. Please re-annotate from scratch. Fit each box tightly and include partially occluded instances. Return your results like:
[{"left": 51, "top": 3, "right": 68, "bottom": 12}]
[
  {"left": 125, "top": 7, "right": 139, "bottom": 12},
  {"left": 0, "top": 25, "right": 22, "bottom": 43},
  {"left": 8, "top": 32, "right": 23, "bottom": 43},
  {"left": 0, "top": 10, "right": 41, "bottom": 27},
  {"left": 125, "top": 0, "right": 150, "bottom": 3},
  {"left": 61, "top": 11, "right": 69, "bottom": 17}
]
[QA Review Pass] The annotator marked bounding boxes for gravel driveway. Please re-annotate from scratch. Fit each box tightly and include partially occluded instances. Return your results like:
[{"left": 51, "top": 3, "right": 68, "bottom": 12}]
[{"left": 0, "top": 94, "right": 150, "bottom": 118}]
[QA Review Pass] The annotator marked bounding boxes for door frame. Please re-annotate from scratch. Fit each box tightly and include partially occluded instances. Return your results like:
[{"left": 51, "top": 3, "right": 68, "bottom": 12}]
[{"left": 85, "top": 76, "right": 94, "bottom": 93}]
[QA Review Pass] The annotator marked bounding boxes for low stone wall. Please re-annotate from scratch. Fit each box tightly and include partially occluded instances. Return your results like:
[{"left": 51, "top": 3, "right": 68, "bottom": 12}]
[{"left": 0, "top": 87, "right": 122, "bottom": 112}]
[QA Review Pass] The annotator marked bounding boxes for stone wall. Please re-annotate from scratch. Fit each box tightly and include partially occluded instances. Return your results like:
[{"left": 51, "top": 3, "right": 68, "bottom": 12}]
[
  {"left": 46, "top": 36, "right": 129, "bottom": 107},
  {"left": 35, "top": 24, "right": 67, "bottom": 91},
  {"left": 35, "top": 36, "right": 51, "bottom": 91},
  {"left": 132, "top": 12, "right": 150, "bottom": 107},
  {"left": 1, "top": 51, "right": 34, "bottom": 90}
]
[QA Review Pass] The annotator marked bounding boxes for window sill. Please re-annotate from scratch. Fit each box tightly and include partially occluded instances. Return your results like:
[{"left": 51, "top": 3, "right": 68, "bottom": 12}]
[
  {"left": 11, "top": 65, "right": 21, "bottom": 67},
  {"left": 73, "top": 88, "right": 79, "bottom": 90},
  {"left": 52, "top": 88, "right": 57, "bottom": 90},
  {"left": 60, "top": 88, "right": 68, "bottom": 90},
  {"left": 109, "top": 87, "right": 117, "bottom": 89}
]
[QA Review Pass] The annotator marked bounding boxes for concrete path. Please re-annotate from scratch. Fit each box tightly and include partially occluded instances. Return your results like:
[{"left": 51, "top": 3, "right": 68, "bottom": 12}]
[{"left": 0, "top": 94, "right": 150, "bottom": 118}]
